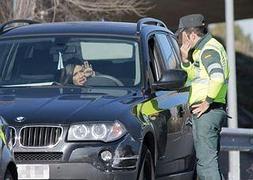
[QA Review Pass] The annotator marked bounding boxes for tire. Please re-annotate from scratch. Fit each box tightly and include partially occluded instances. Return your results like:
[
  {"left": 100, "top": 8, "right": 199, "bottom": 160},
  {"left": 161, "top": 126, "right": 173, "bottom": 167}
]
[
  {"left": 4, "top": 169, "right": 15, "bottom": 180},
  {"left": 137, "top": 145, "right": 155, "bottom": 180}
]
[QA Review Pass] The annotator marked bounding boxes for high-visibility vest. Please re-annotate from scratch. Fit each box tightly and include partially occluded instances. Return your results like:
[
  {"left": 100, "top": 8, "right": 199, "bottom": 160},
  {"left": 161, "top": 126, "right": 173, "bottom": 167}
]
[{"left": 182, "top": 35, "right": 229, "bottom": 105}]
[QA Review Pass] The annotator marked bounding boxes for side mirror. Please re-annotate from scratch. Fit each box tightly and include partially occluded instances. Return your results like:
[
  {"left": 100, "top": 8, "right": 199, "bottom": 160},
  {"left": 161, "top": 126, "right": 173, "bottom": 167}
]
[{"left": 152, "top": 69, "right": 187, "bottom": 90}]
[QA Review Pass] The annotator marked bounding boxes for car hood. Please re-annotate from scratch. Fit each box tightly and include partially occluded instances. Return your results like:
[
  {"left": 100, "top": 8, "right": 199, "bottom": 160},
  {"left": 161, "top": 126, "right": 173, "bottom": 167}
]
[{"left": 0, "top": 87, "right": 142, "bottom": 126}]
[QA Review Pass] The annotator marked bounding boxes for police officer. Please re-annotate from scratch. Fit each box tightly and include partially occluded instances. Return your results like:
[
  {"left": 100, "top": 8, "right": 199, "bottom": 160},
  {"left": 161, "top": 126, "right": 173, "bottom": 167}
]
[{"left": 176, "top": 14, "right": 229, "bottom": 180}]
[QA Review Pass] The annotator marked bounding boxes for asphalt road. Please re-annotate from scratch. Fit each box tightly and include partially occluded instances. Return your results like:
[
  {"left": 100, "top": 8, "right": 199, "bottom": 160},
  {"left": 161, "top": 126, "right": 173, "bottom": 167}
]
[{"left": 219, "top": 151, "right": 253, "bottom": 180}]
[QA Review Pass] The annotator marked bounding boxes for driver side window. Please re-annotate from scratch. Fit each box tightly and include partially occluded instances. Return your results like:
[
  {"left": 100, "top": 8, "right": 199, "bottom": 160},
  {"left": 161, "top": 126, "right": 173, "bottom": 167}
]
[
  {"left": 148, "top": 35, "right": 163, "bottom": 82},
  {"left": 155, "top": 33, "right": 181, "bottom": 70}
]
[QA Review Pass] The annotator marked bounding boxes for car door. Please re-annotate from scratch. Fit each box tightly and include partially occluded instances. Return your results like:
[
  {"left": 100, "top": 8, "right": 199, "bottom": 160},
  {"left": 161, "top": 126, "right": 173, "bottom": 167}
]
[
  {"left": 0, "top": 119, "right": 5, "bottom": 179},
  {"left": 146, "top": 32, "right": 194, "bottom": 177}
]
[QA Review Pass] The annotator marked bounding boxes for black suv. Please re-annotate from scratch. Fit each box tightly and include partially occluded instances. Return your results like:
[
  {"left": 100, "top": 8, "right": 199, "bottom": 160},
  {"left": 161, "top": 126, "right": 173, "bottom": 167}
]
[{"left": 0, "top": 18, "right": 195, "bottom": 180}]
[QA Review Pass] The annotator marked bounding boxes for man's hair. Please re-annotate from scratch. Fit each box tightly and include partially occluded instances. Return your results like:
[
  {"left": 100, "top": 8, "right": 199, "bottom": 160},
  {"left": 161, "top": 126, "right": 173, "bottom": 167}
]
[{"left": 184, "top": 26, "right": 208, "bottom": 37}]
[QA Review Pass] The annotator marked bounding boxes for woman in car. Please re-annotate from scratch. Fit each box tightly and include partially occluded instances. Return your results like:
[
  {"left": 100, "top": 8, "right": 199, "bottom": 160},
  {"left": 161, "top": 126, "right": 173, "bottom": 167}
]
[{"left": 60, "top": 57, "right": 95, "bottom": 86}]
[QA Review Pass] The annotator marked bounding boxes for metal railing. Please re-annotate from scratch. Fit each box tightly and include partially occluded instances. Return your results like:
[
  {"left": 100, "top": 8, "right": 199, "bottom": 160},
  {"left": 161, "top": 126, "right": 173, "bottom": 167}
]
[{"left": 221, "top": 127, "right": 253, "bottom": 152}]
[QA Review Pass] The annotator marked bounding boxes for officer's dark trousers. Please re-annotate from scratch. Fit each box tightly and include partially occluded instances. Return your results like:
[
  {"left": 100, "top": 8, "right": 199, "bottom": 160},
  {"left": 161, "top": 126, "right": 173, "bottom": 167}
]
[{"left": 192, "top": 108, "right": 226, "bottom": 180}]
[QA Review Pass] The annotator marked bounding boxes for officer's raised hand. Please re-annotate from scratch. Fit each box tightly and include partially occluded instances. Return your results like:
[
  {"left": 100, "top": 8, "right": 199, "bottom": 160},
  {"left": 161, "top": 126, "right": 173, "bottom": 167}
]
[{"left": 180, "top": 32, "right": 191, "bottom": 63}]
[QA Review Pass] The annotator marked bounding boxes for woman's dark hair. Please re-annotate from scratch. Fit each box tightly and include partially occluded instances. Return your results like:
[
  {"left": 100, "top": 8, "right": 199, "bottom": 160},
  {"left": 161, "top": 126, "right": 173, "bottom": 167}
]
[{"left": 60, "top": 57, "right": 83, "bottom": 85}]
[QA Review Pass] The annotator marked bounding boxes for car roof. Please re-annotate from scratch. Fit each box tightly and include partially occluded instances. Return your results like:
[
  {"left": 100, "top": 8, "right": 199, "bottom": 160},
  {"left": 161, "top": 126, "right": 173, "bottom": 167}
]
[
  {"left": 0, "top": 21, "right": 141, "bottom": 38},
  {"left": 0, "top": 20, "right": 172, "bottom": 39}
]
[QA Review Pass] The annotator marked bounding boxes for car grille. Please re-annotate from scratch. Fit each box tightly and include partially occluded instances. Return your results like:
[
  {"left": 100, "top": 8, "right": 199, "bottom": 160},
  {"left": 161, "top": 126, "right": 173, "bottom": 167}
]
[
  {"left": 20, "top": 126, "right": 62, "bottom": 147},
  {"left": 15, "top": 152, "right": 63, "bottom": 162},
  {"left": 9, "top": 126, "right": 16, "bottom": 146}
]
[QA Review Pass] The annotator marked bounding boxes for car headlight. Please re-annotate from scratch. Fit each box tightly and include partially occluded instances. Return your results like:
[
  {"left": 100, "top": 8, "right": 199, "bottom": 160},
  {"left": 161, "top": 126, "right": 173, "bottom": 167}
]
[{"left": 68, "top": 121, "right": 127, "bottom": 142}]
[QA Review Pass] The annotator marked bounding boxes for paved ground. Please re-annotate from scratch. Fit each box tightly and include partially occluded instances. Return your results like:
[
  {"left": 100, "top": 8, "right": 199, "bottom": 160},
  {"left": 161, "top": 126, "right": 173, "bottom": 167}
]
[{"left": 219, "top": 151, "right": 253, "bottom": 180}]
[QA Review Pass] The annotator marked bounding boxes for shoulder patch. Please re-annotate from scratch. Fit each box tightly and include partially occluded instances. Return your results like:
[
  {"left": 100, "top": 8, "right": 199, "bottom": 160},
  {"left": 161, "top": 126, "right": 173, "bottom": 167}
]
[
  {"left": 204, "top": 54, "right": 212, "bottom": 59},
  {"left": 201, "top": 49, "right": 220, "bottom": 61},
  {"left": 201, "top": 49, "right": 221, "bottom": 69}
]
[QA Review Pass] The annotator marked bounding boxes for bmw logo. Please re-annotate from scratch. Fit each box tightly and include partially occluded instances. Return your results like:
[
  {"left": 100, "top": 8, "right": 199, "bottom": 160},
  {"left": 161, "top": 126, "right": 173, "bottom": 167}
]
[{"left": 15, "top": 116, "right": 26, "bottom": 123}]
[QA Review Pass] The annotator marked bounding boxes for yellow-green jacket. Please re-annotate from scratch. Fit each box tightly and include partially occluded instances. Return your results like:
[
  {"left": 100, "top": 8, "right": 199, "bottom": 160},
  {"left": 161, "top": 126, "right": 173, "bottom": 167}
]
[
  {"left": 181, "top": 33, "right": 229, "bottom": 105},
  {"left": 0, "top": 125, "right": 6, "bottom": 145}
]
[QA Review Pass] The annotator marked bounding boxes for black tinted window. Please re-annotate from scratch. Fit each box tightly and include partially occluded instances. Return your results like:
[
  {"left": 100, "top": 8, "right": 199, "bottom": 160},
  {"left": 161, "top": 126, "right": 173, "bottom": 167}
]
[
  {"left": 168, "top": 35, "right": 181, "bottom": 61},
  {"left": 155, "top": 34, "right": 180, "bottom": 70},
  {"left": 148, "top": 37, "right": 163, "bottom": 81}
]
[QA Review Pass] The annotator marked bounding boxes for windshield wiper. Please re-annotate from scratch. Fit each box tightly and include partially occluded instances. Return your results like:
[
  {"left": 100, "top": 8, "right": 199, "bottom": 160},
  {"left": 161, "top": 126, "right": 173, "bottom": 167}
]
[{"left": 0, "top": 82, "right": 56, "bottom": 87}]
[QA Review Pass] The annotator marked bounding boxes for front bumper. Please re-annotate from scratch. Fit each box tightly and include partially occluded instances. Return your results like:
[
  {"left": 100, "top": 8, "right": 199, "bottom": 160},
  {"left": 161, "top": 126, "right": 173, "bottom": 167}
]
[
  {"left": 18, "top": 162, "right": 138, "bottom": 180},
  {"left": 15, "top": 133, "right": 141, "bottom": 180},
  {"left": 52, "top": 162, "right": 138, "bottom": 180}
]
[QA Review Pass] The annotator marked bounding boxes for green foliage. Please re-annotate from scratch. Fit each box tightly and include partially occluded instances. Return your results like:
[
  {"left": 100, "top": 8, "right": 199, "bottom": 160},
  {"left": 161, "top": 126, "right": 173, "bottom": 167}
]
[
  {"left": 210, "top": 23, "right": 225, "bottom": 39},
  {"left": 210, "top": 23, "right": 253, "bottom": 57},
  {"left": 210, "top": 23, "right": 253, "bottom": 115}
]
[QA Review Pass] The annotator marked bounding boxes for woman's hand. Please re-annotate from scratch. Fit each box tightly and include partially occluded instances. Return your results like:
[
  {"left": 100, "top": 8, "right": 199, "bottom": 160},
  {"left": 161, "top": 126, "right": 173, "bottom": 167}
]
[
  {"left": 83, "top": 61, "right": 95, "bottom": 78},
  {"left": 83, "top": 67, "right": 95, "bottom": 78}
]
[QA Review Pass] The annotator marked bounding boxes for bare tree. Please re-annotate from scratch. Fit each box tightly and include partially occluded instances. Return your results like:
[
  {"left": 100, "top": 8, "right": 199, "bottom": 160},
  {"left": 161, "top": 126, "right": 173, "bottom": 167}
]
[
  {"left": 0, "top": 0, "right": 36, "bottom": 23},
  {"left": 0, "top": 0, "right": 12, "bottom": 22},
  {"left": 36, "top": 0, "right": 154, "bottom": 22},
  {"left": 0, "top": 0, "right": 154, "bottom": 23},
  {"left": 13, "top": 0, "right": 37, "bottom": 19}
]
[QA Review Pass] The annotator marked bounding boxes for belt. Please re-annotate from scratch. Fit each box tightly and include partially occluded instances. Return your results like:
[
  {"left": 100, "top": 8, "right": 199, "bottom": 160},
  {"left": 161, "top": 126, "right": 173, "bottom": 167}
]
[{"left": 209, "top": 102, "right": 226, "bottom": 110}]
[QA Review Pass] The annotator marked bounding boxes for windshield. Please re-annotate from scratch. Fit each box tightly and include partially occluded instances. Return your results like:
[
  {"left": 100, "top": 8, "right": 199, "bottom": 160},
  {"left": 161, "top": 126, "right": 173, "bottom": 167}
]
[{"left": 0, "top": 36, "right": 141, "bottom": 87}]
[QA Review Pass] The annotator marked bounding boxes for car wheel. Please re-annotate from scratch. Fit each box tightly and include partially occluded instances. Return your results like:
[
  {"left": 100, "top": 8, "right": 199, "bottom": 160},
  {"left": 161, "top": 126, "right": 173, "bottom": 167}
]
[
  {"left": 4, "top": 169, "right": 15, "bottom": 180},
  {"left": 137, "top": 145, "right": 155, "bottom": 180}
]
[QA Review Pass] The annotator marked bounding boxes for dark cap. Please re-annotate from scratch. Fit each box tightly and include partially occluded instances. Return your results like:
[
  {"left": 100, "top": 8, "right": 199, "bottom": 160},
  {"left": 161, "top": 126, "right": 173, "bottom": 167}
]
[
  {"left": 178, "top": 14, "right": 205, "bottom": 29},
  {"left": 176, "top": 14, "right": 206, "bottom": 35}
]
